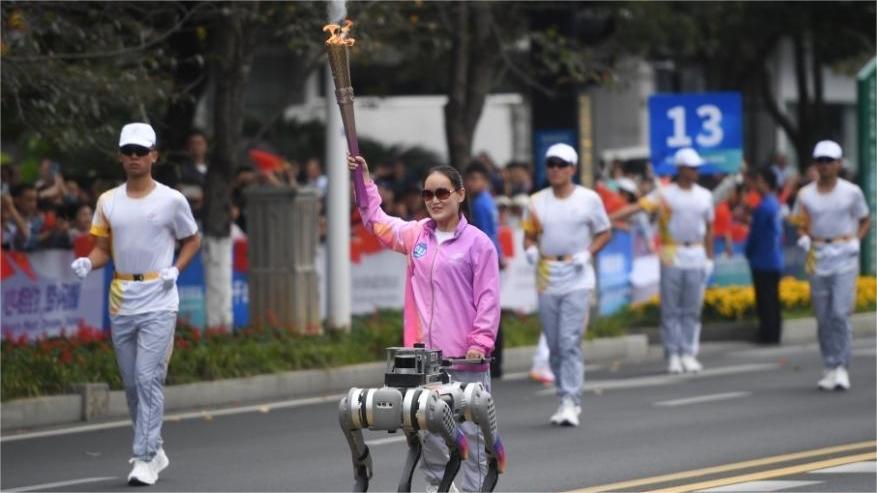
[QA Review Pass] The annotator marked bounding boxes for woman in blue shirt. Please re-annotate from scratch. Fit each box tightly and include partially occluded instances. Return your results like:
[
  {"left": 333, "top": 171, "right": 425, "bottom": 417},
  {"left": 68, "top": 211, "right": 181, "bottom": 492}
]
[{"left": 745, "top": 167, "right": 784, "bottom": 344}]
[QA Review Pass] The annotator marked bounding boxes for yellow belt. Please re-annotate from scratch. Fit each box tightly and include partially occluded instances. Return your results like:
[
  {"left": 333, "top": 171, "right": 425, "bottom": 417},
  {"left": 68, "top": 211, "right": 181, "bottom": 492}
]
[
  {"left": 667, "top": 241, "right": 703, "bottom": 247},
  {"left": 113, "top": 271, "right": 160, "bottom": 281},
  {"left": 540, "top": 254, "right": 573, "bottom": 262},
  {"left": 805, "top": 235, "right": 855, "bottom": 275},
  {"left": 813, "top": 235, "right": 854, "bottom": 244}
]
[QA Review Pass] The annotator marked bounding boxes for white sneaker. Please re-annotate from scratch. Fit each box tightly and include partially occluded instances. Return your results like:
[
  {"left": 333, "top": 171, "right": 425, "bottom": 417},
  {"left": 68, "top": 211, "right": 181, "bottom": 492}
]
[
  {"left": 551, "top": 397, "right": 580, "bottom": 427},
  {"left": 151, "top": 448, "right": 169, "bottom": 476},
  {"left": 680, "top": 355, "right": 703, "bottom": 373},
  {"left": 667, "top": 354, "right": 683, "bottom": 374},
  {"left": 127, "top": 458, "right": 157, "bottom": 486},
  {"left": 833, "top": 367, "right": 850, "bottom": 391},
  {"left": 425, "top": 482, "right": 459, "bottom": 493},
  {"left": 817, "top": 368, "right": 837, "bottom": 391},
  {"left": 529, "top": 368, "right": 555, "bottom": 385}
]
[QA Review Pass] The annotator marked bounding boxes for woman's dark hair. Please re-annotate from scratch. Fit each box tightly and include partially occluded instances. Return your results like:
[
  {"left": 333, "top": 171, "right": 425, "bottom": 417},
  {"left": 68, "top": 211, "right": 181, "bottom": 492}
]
[
  {"left": 424, "top": 165, "right": 469, "bottom": 218},
  {"left": 758, "top": 166, "right": 779, "bottom": 191}
]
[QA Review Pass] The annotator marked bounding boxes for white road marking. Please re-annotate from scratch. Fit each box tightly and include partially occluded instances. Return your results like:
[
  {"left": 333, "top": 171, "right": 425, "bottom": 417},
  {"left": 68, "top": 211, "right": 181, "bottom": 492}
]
[
  {"left": 852, "top": 347, "right": 877, "bottom": 357},
  {"left": 366, "top": 435, "right": 407, "bottom": 446},
  {"left": 2, "top": 394, "right": 344, "bottom": 443},
  {"left": 7, "top": 476, "right": 118, "bottom": 492},
  {"left": 654, "top": 391, "right": 751, "bottom": 407},
  {"left": 697, "top": 479, "right": 822, "bottom": 492},
  {"left": 809, "top": 460, "right": 877, "bottom": 474},
  {"left": 503, "top": 364, "right": 603, "bottom": 382},
  {"left": 537, "top": 363, "right": 779, "bottom": 395}
]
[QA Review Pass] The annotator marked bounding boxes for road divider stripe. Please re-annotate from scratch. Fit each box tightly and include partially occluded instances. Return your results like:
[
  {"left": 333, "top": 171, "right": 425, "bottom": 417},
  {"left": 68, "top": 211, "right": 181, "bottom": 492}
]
[
  {"left": 653, "top": 391, "right": 751, "bottom": 407},
  {"left": 539, "top": 363, "right": 779, "bottom": 395},
  {"left": 567, "top": 440, "right": 877, "bottom": 493},
  {"left": 7, "top": 476, "right": 118, "bottom": 492},
  {"left": 649, "top": 451, "right": 877, "bottom": 493},
  {"left": 1, "top": 394, "right": 344, "bottom": 443}
]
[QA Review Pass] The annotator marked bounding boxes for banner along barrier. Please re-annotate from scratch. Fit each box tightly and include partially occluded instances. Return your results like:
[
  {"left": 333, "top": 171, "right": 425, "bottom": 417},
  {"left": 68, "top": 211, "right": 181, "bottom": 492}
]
[{"left": 5, "top": 223, "right": 790, "bottom": 338}]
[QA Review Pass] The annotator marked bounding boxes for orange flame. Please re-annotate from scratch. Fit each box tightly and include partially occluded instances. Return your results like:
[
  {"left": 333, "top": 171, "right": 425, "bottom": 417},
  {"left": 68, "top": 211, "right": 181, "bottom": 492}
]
[{"left": 323, "top": 19, "right": 355, "bottom": 47}]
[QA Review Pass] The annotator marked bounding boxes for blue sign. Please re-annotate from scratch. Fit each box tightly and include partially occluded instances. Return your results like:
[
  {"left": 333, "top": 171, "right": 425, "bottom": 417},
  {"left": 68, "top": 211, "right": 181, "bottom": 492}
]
[
  {"left": 649, "top": 92, "right": 742, "bottom": 175},
  {"left": 533, "top": 129, "right": 577, "bottom": 188}
]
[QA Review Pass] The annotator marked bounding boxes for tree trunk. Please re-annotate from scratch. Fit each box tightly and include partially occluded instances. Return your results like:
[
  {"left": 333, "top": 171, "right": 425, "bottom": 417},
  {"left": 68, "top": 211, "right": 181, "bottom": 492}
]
[
  {"left": 792, "top": 30, "right": 812, "bottom": 167},
  {"left": 203, "top": 3, "right": 256, "bottom": 330},
  {"left": 161, "top": 12, "right": 210, "bottom": 152},
  {"left": 443, "top": 2, "right": 498, "bottom": 169},
  {"left": 444, "top": 2, "right": 470, "bottom": 169}
]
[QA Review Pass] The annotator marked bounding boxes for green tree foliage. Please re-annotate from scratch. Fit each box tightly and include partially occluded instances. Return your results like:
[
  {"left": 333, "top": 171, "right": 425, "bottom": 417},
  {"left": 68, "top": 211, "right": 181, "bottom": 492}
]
[
  {"left": 1, "top": 2, "right": 188, "bottom": 156},
  {"left": 609, "top": 1, "right": 876, "bottom": 167}
]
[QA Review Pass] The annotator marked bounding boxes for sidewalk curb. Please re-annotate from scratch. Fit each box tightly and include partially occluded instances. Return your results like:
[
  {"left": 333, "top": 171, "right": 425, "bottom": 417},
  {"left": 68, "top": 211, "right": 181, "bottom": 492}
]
[
  {"left": 1, "top": 334, "right": 647, "bottom": 431},
  {"left": 2, "top": 313, "right": 873, "bottom": 431}
]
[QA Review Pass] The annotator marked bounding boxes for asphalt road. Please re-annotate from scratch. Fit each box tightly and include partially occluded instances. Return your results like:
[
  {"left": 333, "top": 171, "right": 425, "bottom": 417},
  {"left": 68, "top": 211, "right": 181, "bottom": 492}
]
[{"left": 2, "top": 337, "right": 875, "bottom": 493}]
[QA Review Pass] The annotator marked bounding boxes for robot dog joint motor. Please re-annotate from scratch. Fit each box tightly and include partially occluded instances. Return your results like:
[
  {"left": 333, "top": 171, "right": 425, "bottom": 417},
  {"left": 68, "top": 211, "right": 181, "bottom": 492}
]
[{"left": 338, "top": 345, "right": 506, "bottom": 492}]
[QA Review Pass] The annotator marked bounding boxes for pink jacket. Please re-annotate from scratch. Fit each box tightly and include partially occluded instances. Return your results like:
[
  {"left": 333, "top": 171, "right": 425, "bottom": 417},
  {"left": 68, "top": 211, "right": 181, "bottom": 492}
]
[{"left": 359, "top": 181, "right": 500, "bottom": 367}]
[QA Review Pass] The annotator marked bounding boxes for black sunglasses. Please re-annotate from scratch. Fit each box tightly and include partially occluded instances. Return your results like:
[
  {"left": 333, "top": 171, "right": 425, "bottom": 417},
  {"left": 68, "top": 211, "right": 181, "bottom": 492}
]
[
  {"left": 546, "top": 157, "right": 572, "bottom": 169},
  {"left": 421, "top": 187, "right": 456, "bottom": 201},
  {"left": 119, "top": 144, "right": 152, "bottom": 157},
  {"left": 814, "top": 157, "right": 836, "bottom": 163}
]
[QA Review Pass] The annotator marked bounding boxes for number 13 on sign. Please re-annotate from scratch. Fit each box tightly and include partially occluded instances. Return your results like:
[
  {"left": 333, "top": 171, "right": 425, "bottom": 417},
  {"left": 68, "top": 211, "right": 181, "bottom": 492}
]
[{"left": 666, "top": 104, "right": 724, "bottom": 148}]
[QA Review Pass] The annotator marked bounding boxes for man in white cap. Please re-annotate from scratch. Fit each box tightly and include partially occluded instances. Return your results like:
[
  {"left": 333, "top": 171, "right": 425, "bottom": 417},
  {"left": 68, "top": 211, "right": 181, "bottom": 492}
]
[
  {"left": 522, "top": 143, "right": 612, "bottom": 426},
  {"left": 611, "top": 148, "right": 715, "bottom": 374},
  {"left": 793, "top": 140, "right": 870, "bottom": 391},
  {"left": 70, "top": 122, "right": 201, "bottom": 485}
]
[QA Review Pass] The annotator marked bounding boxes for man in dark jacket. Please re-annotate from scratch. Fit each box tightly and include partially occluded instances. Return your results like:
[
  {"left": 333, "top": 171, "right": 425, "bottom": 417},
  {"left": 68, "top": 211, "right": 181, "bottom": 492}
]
[{"left": 744, "top": 167, "right": 784, "bottom": 344}]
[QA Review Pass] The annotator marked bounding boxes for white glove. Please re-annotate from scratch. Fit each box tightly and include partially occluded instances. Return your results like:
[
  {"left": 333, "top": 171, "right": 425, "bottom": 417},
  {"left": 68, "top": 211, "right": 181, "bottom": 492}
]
[
  {"left": 160, "top": 266, "right": 179, "bottom": 289},
  {"left": 572, "top": 250, "right": 592, "bottom": 270},
  {"left": 70, "top": 257, "right": 92, "bottom": 279},
  {"left": 525, "top": 245, "right": 539, "bottom": 265},
  {"left": 704, "top": 258, "right": 715, "bottom": 280},
  {"left": 797, "top": 234, "right": 811, "bottom": 252}
]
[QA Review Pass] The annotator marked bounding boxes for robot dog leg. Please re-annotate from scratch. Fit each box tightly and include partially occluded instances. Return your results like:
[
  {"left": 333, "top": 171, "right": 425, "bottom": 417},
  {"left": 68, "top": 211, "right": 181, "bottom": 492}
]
[
  {"left": 338, "top": 388, "right": 374, "bottom": 492},
  {"left": 435, "top": 382, "right": 506, "bottom": 492},
  {"left": 462, "top": 383, "right": 506, "bottom": 492}
]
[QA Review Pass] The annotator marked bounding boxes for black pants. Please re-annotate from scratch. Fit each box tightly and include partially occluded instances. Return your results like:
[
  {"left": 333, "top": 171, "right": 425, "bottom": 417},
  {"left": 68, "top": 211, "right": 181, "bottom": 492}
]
[
  {"left": 490, "top": 322, "right": 504, "bottom": 378},
  {"left": 751, "top": 269, "right": 782, "bottom": 344}
]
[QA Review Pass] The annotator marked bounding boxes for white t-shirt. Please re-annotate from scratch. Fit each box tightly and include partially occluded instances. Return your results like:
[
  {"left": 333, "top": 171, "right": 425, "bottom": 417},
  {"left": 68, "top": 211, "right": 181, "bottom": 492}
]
[
  {"left": 640, "top": 183, "right": 714, "bottom": 269},
  {"left": 91, "top": 182, "right": 199, "bottom": 316},
  {"left": 795, "top": 179, "right": 869, "bottom": 275},
  {"left": 523, "top": 186, "right": 610, "bottom": 294},
  {"left": 434, "top": 229, "right": 455, "bottom": 244}
]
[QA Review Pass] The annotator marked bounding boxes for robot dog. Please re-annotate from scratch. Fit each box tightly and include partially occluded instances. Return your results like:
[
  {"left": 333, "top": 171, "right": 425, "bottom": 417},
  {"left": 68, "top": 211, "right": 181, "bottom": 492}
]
[{"left": 338, "top": 344, "right": 506, "bottom": 492}]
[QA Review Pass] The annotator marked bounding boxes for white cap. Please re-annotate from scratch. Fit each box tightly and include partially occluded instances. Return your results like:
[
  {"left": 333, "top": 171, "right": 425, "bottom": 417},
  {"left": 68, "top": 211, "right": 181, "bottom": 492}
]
[
  {"left": 512, "top": 193, "right": 530, "bottom": 209},
  {"left": 812, "top": 140, "right": 842, "bottom": 160},
  {"left": 616, "top": 177, "right": 638, "bottom": 196},
  {"left": 119, "top": 123, "right": 156, "bottom": 148},
  {"left": 673, "top": 147, "right": 704, "bottom": 167},
  {"left": 545, "top": 143, "right": 578, "bottom": 165},
  {"left": 495, "top": 195, "right": 512, "bottom": 207}
]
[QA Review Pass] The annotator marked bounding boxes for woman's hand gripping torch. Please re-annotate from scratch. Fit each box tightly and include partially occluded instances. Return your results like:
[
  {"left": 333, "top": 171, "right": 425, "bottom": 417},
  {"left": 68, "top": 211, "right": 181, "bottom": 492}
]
[{"left": 324, "top": 20, "right": 368, "bottom": 209}]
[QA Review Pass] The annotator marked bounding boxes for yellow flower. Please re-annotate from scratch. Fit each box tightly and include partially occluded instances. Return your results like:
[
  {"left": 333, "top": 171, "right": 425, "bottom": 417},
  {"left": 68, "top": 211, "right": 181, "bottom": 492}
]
[{"left": 628, "top": 276, "right": 875, "bottom": 320}]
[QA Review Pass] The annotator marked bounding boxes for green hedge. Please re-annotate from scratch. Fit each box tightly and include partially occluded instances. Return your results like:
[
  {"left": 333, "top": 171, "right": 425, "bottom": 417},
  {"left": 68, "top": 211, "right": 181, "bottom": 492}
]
[{"left": 5, "top": 310, "right": 603, "bottom": 402}]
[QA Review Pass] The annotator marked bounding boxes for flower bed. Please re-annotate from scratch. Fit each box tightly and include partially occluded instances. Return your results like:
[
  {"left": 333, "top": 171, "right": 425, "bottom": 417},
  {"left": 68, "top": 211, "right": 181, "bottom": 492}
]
[{"left": 631, "top": 276, "right": 876, "bottom": 322}]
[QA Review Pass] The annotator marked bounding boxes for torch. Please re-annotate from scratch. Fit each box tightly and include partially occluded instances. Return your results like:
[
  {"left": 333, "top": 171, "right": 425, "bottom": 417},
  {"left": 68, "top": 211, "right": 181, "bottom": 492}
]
[{"left": 324, "top": 20, "right": 368, "bottom": 209}]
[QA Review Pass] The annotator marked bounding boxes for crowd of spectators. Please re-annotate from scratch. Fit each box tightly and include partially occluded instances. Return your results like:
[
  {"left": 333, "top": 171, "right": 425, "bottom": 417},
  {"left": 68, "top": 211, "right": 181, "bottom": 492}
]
[
  {"left": 1, "top": 158, "right": 102, "bottom": 253},
  {"left": 1, "top": 128, "right": 854, "bottom": 255}
]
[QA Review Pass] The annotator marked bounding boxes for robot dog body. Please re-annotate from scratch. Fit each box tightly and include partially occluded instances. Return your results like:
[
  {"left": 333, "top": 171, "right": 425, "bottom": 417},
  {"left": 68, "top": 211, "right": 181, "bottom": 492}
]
[{"left": 339, "top": 345, "right": 506, "bottom": 492}]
